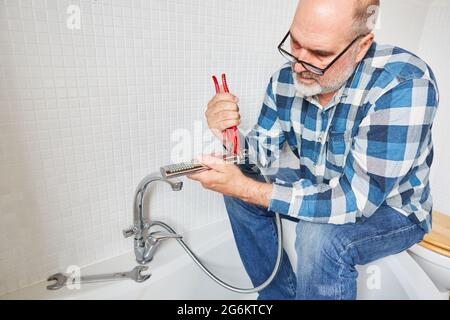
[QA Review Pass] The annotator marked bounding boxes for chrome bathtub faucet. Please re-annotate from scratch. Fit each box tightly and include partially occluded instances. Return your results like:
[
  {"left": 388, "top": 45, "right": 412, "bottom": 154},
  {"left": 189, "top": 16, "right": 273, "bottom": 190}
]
[{"left": 123, "top": 173, "right": 183, "bottom": 265}]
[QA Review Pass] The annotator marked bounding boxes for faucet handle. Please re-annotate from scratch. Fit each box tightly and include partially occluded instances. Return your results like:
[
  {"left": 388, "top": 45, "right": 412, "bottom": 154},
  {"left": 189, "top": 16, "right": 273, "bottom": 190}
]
[
  {"left": 149, "top": 230, "right": 183, "bottom": 241},
  {"left": 123, "top": 226, "right": 137, "bottom": 238}
]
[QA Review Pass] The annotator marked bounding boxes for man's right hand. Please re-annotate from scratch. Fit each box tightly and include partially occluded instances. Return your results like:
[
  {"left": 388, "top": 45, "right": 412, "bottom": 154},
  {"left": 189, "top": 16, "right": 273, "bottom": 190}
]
[{"left": 205, "top": 88, "right": 241, "bottom": 141}]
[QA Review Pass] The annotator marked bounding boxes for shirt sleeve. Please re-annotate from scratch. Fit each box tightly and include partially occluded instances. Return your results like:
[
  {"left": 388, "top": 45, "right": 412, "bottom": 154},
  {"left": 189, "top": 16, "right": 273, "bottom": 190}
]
[
  {"left": 268, "top": 78, "right": 439, "bottom": 224},
  {"left": 234, "top": 76, "right": 286, "bottom": 172}
]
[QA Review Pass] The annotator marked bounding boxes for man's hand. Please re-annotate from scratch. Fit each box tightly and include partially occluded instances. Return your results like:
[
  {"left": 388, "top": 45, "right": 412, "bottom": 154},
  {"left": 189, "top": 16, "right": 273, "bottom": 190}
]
[
  {"left": 187, "top": 154, "right": 273, "bottom": 208},
  {"left": 205, "top": 87, "right": 241, "bottom": 142}
]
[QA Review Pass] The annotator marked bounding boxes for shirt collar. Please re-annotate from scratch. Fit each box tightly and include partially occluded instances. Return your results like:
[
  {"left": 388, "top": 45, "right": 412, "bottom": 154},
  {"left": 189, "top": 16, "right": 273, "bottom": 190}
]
[
  {"left": 307, "top": 57, "right": 368, "bottom": 111},
  {"left": 306, "top": 84, "right": 348, "bottom": 111}
]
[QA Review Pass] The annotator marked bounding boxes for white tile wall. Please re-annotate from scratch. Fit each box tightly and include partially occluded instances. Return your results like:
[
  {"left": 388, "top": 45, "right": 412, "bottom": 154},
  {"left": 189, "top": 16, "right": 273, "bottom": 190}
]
[
  {"left": 0, "top": 0, "right": 297, "bottom": 295},
  {"left": 374, "top": 0, "right": 431, "bottom": 53}
]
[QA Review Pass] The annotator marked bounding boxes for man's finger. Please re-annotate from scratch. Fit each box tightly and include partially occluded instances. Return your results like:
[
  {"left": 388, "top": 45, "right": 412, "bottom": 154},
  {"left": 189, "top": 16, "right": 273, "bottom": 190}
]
[
  {"left": 197, "top": 154, "right": 227, "bottom": 172},
  {"left": 187, "top": 168, "right": 224, "bottom": 188},
  {"left": 210, "top": 101, "right": 239, "bottom": 115},
  {"left": 209, "top": 93, "right": 238, "bottom": 107},
  {"left": 187, "top": 170, "right": 209, "bottom": 182}
]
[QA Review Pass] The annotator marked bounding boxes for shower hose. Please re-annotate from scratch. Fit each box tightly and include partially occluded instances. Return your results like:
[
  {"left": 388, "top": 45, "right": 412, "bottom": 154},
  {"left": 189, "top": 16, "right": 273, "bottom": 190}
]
[{"left": 154, "top": 172, "right": 283, "bottom": 294}]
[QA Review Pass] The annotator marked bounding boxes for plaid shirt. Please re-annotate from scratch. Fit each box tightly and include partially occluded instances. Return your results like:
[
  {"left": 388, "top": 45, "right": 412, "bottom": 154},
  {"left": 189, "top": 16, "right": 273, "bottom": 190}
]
[{"left": 241, "top": 42, "right": 439, "bottom": 232}]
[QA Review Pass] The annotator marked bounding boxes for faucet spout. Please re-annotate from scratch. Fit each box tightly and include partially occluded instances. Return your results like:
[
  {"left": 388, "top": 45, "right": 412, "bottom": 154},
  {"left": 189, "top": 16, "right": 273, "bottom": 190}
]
[
  {"left": 123, "top": 172, "right": 183, "bottom": 264},
  {"left": 133, "top": 173, "right": 183, "bottom": 231}
]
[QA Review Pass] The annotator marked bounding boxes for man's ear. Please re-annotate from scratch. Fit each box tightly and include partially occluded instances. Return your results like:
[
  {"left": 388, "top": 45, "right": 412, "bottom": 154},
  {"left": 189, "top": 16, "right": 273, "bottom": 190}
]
[{"left": 356, "top": 33, "right": 374, "bottom": 63}]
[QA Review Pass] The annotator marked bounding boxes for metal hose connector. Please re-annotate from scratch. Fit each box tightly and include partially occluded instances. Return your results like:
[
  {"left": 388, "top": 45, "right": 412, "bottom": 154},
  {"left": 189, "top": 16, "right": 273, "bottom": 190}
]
[{"left": 152, "top": 173, "right": 284, "bottom": 294}]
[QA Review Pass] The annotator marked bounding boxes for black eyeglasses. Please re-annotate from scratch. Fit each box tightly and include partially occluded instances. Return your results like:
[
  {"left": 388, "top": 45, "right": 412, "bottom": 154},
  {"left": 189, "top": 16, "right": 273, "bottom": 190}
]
[{"left": 278, "top": 31, "right": 365, "bottom": 76}]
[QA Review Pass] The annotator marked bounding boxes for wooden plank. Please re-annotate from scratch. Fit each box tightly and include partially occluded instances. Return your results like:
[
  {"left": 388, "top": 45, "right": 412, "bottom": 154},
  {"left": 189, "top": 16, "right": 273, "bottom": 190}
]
[
  {"left": 419, "top": 211, "right": 450, "bottom": 255},
  {"left": 424, "top": 212, "right": 450, "bottom": 250},
  {"left": 419, "top": 241, "right": 450, "bottom": 258}
]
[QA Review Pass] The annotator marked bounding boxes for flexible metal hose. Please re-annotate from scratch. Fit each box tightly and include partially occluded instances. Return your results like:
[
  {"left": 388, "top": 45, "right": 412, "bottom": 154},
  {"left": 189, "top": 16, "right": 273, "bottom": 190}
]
[{"left": 152, "top": 174, "right": 284, "bottom": 294}]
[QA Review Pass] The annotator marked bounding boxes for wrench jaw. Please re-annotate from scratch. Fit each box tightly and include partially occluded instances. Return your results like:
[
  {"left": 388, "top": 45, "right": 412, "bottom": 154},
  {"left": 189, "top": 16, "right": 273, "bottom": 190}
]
[
  {"left": 133, "top": 266, "right": 151, "bottom": 283},
  {"left": 46, "top": 273, "right": 68, "bottom": 291}
]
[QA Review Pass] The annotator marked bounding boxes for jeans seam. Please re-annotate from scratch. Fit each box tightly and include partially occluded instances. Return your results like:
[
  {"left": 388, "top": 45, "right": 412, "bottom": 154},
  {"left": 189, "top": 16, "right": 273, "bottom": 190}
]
[
  {"left": 228, "top": 197, "right": 296, "bottom": 298},
  {"left": 268, "top": 213, "right": 296, "bottom": 298},
  {"left": 334, "top": 223, "right": 421, "bottom": 300},
  {"left": 339, "top": 223, "right": 421, "bottom": 260},
  {"left": 288, "top": 272, "right": 296, "bottom": 297},
  {"left": 338, "top": 264, "right": 344, "bottom": 300}
]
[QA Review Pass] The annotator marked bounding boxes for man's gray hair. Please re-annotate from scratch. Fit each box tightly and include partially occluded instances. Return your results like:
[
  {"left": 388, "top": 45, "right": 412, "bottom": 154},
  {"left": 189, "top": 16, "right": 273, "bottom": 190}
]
[{"left": 352, "top": 0, "right": 380, "bottom": 37}]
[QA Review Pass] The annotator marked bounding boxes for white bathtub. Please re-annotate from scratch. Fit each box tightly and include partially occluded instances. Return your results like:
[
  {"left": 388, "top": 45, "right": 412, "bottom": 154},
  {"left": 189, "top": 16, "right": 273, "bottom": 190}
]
[
  {"left": 1, "top": 218, "right": 444, "bottom": 300},
  {"left": 1, "top": 220, "right": 257, "bottom": 300}
]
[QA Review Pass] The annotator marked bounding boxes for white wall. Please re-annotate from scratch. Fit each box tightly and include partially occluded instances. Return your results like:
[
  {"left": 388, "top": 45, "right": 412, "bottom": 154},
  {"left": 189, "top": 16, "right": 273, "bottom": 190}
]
[
  {"left": 375, "top": 0, "right": 432, "bottom": 53},
  {"left": 418, "top": 0, "right": 450, "bottom": 216},
  {"left": 0, "top": 0, "right": 297, "bottom": 295}
]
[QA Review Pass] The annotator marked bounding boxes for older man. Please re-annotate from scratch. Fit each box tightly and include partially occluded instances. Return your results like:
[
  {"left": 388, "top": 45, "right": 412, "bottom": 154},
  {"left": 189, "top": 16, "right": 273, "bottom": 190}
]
[{"left": 188, "top": 0, "right": 439, "bottom": 300}]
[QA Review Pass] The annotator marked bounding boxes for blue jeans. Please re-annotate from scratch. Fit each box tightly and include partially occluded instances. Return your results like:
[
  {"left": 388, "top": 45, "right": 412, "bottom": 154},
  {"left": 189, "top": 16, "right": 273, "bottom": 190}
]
[{"left": 223, "top": 167, "right": 426, "bottom": 300}]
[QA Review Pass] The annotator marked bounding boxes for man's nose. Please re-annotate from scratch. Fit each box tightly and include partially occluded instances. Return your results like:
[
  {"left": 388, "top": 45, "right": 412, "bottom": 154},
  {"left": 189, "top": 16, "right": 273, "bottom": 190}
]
[
  {"left": 292, "top": 49, "right": 308, "bottom": 73},
  {"left": 293, "top": 61, "right": 306, "bottom": 74}
]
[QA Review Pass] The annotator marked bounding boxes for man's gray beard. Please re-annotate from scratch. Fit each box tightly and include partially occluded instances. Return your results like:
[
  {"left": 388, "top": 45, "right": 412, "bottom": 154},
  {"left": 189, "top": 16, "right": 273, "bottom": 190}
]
[
  {"left": 292, "top": 64, "right": 356, "bottom": 98},
  {"left": 293, "top": 75, "right": 323, "bottom": 97}
]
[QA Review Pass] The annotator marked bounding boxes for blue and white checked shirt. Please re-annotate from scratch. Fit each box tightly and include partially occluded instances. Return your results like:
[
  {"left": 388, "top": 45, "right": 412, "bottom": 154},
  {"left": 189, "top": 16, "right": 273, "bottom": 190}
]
[{"left": 240, "top": 42, "right": 439, "bottom": 232}]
